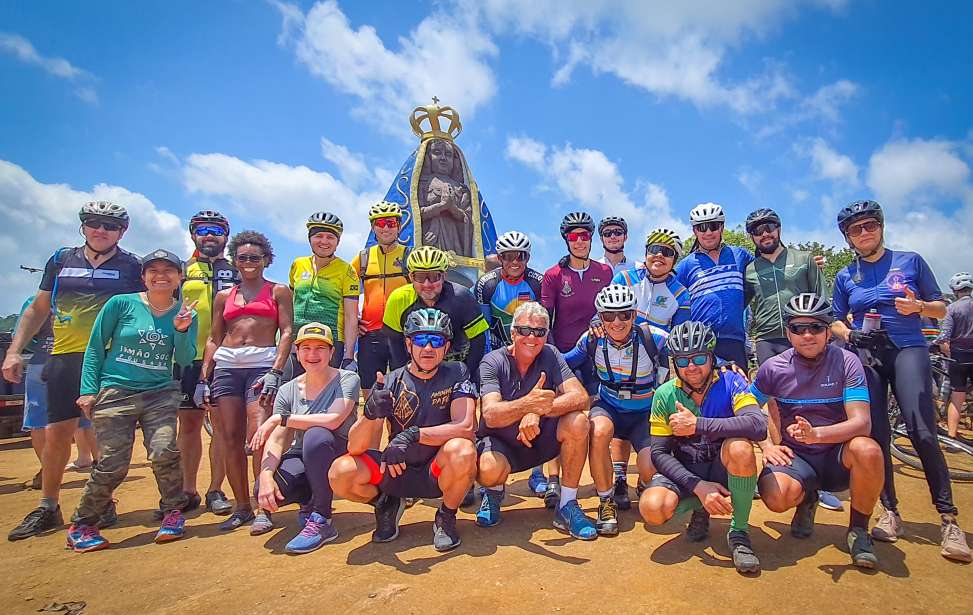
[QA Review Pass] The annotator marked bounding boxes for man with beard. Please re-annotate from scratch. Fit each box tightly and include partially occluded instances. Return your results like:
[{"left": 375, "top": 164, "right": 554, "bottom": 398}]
[
  {"left": 596, "top": 217, "right": 636, "bottom": 277},
  {"left": 176, "top": 210, "right": 237, "bottom": 516}
]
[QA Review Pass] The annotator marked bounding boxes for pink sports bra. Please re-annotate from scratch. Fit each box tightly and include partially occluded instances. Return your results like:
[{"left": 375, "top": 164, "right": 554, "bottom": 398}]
[{"left": 224, "top": 282, "right": 279, "bottom": 322}]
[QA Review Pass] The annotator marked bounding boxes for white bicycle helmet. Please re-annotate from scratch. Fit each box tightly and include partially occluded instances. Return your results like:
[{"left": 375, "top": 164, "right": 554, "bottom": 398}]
[
  {"left": 689, "top": 202, "right": 725, "bottom": 225},
  {"left": 495, "top": 231, "right": 532, "bottom": 255},
  {"left": 594, "top": 284, "right": 637, "bottom": 313},
  {"left": 949, "top": 272, "right": 973, "bottom": 292},
  {"left": 80, "top": 201, "right": 129, "bottom": 228}
]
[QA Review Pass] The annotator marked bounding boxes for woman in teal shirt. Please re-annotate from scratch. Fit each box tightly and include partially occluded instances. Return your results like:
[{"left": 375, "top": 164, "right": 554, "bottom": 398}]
[{"left": 66, "top": 249, "right": 198, "bottom": 553}]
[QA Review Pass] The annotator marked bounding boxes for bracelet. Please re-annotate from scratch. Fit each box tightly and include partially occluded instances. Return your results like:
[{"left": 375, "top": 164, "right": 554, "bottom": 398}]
[{"left": 917, "top": 299, "right": 925, "bottom": 315}]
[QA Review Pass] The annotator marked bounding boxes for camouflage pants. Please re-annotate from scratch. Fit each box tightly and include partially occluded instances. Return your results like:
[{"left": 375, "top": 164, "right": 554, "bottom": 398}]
[{"left": 72, "top": 384, "right": 188, "bottom": 525}]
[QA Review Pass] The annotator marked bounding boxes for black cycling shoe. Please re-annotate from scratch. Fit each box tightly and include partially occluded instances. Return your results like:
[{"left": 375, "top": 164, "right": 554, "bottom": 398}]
[
  {"left": 543, "top": 479, "right": 561, "bottom": 510},
  {"left": 432, "top": 509, "right": 461, "bottom": 552},
  {"left": 791, "top": 491, "right": 818, "bottom": 539},
  {"left": 613, "top": 478, "right": 631, "bottom": 511},
  {"left": 728, "top": 529, "right": 761, "bottom": 574},
  {"left": 97, "top": 499, "right": 118, "bottom": 529},
  {"left": 219, "top": 509, "right": 255, "bottom": 531},
  {"left": 847, "top": 526, "right": 879, "bottom": 569},
  {"left": 8, "top": 506, "right": 63, "bottom": 541},
  {"left": 686, "top": 509, "right": 710, "bottom": 542},
  {"left": 205, "top": 490, "right": 233, "bottom": 516},
  {"left": 372, "top": 494, "right": 405, "bottom": 543}
]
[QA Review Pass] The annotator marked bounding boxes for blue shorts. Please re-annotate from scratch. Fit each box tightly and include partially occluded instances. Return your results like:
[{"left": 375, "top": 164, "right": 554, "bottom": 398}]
[
  {"left": 23, "top": 362, "right": 91, "bottom": 430},
  {"left": 588, "top": 403, "right": 650, "bottom": 452}
]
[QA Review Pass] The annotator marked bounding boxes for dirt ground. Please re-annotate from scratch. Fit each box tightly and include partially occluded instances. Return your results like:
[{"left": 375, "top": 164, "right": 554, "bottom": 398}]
[{"left": 0, "top": 433, "right": 970, "bottom": 615}]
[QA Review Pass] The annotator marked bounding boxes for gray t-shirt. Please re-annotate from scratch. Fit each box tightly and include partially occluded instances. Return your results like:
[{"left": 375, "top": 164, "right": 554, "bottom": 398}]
[{"left": 273, "top": 369, "right": 361, "bottom": 453}]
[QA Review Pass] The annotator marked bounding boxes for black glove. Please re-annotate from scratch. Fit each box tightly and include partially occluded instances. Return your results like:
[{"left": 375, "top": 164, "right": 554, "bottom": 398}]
[
  {"left": 382, "top": 426, "right": 420, "bottom": 467},
  {"left": 849, "top": 329, "right": 893, "bottom": 351},
  {"left": 364, "top": 378, "right": 394, "bottom": 420},
  {"left": 340, "top": 357, "right": 357, "bottom": 371}
]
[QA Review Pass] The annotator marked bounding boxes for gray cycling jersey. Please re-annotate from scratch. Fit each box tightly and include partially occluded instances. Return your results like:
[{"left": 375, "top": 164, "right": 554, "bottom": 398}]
[{"left": 940, "top": 295, "right": 973, "bottom": 351}]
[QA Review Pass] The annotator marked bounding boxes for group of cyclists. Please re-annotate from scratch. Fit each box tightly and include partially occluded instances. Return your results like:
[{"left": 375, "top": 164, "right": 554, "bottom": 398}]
[{"left": 2, "top": 195, "right": 970, "bottom": 572}]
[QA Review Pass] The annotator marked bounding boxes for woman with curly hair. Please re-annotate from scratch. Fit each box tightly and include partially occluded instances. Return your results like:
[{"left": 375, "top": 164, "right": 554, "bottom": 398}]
[{"left": 200, "top": 231, "right": 294, "bottom": 532}]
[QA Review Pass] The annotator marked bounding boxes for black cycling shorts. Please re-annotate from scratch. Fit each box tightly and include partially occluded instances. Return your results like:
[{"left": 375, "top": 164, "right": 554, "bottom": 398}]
[
  {"left": 476, "top": 417, "right": 561, "bottom": 474},
  {"left": 589, "top": 404, "right": 650, "bottom": 452},
  {"left": 361, "top": 449, "right": 443, "bottom": 499},
  {"left": 358, "top": 332, "right": 392, "bottom": 389},
  {"left": 947, "top": 350, "right": 973, "bottom": 393},
  {"left": 760, "top": 444, "right": 850, "bottom": 494},
  {"left": 42, "top": 352, "right": 84, "bottom": 424},
  {"left": 649, "top": 458, "right": 728, "bottom": 501},
  {"left": 176, "top": 360, "right": 204, "bottom": 410}
]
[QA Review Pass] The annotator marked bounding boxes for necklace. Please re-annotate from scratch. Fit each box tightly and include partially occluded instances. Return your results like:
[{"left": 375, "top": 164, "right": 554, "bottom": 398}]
[{"left": 144, "top": 293, "right": 175, "bottom": 312}]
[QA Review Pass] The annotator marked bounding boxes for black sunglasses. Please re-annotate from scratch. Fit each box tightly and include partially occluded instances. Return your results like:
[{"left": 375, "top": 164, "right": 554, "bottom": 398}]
[
  {"left": 513, "top": 325, "right": 548, "bottom": 338},
  {"left": 646, "top": 244, "right": 677, "bottom": 259},
  {"left": 235, "top": 254, "right": 265, "bottom": 263},
  {"left": 749, "top": 222, "right": 779, "bottom": 237},
  {"left": 694, "top": 221, "right": 723, "bottom": 233},
  {"left": 83, "top": 220, "right": 123, "bottom": 232},
  {"left": 601, "top": 229, "right": 625, "bottom": 238},
  {"left": 601, "top": 310, "right": 634, "bottom": 323},
  {"left": 846, "top": 220, "right": 882, "bottom": 237},
  {"left": 787, "top": 322, "right": 829, "bottom": 335}
]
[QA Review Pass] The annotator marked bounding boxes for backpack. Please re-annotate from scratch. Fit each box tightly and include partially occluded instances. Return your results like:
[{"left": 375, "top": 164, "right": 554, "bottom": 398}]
[{"left": 359, "top": 244, "right": 411, "bottom": 282}]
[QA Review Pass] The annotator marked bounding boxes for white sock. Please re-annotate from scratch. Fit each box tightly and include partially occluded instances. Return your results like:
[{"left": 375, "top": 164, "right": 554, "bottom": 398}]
[
  {"left": 559, "top": 486, "right": 578, "bottom": 509},
  {"left": 597, "top": 489, "right": 612, "bottom": 499}
]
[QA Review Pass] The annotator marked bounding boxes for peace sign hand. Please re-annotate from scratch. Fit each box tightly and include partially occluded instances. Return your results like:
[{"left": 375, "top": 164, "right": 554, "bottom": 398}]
[{"left": 174, "top": 300, "right": 199, "bottom": 332}]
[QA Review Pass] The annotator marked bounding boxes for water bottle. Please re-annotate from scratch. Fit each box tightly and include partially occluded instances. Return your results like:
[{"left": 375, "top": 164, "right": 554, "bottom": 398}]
[{"left": 862, "top": 309, "right": 881, "bottom": 333}]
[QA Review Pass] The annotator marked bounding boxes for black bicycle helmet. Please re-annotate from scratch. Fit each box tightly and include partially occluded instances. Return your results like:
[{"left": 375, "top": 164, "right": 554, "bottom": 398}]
[
  {"left": 837, "top": 200, "right": 883, "bottom": 234},
  {"left": 404, "top": 308, "right": 453, "bottom": 340},
  {"left": 79, "top": 201, "right": 129, "bottom": 228},
  {"left": 598, "top": 216, "right": 628, "bottom": 234},
  {"left": 783, "top": 293, "right": 834, "bottom": 324},
  {"left": 560, "top": 211, "right": 595, "bottom": 237},
  {"left": 745, "top": 208, "right": 781, "bottom": 234},
  {"left": 667, "top": 321, "right": 717, "bottom": 356},
  {"left": 189, "top": 209, "right": 229, "bottom": 231}
]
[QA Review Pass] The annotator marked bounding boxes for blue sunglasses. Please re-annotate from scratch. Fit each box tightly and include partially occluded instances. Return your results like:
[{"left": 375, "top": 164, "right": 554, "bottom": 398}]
[
  {"left": 674, "top": 354, "right": 710, "bottom": 368},
  {"left": 410, "top": 333, "right": 447, "bottom": 349},
  {"left": 194, "top": 225, "right": 227, "bottom": 237}
]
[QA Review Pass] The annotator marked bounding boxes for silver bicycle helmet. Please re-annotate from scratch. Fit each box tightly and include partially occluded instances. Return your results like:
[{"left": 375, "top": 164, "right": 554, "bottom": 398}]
[
  {"left": 783, "top": 293, "right": 834, "bottom": 324},
  {"left": 404, "top": 308, "right": 453, "bottom": 340},
  {"left": 949, "top": 272, "right": 973, "bottom": 292},
  {"left": 666, "top": 321, "right": 717, "bottom": 355},
  {"left": 495, "top": 231, "right": 532, "bottom": 255},
  {"left": 79, "top": 201, "right": 129, "bottom": 228},
  {"left": 594, "top": 284, "right": 637, "bottom": 313}
]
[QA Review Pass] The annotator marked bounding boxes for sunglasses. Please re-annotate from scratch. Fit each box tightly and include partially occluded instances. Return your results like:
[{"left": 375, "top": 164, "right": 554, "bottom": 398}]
[
  {"left": 646, "top": 244, "right": 677, "bottom": 259},
  {"left": 846, "top": 220, "right": 881, "bottom": 237},
  {"left": 194, "top": 225, "right": 227, "bottom": 237},
  {"left": 513, "top": 325, "right": 548, "bottom": 338},
  {"left": 749, "top": 222, "right": 779, "bottom": 237},
  {"left": 601, "top": 229, "right": 625, "bottom": 238},
  {"left": 235, "top": 254, "right": 265, "bottom": 263},
  {"left": 601, "top": 310, "right": 634, "bottom": 323},
  {"left": 373, "top": 218, "right": 399, "bottom": 229},
  {"left": 566, "top": 231, "right": 592, "bottom": 242},
  {"left": 787, "top": 322, "right": 829, "bottom": 336},
  {"left": 411, "top": 271, "right": 444, "bottom": 284},
  {"left": 83, "top": 220, "right": 123, "bottom": 232},
  {"left": 499, "top": 251, "right": 526, "bottom": 263},
  {"left": 674, "top": 354, "right": 710, "bottom": 368},
  {"left": 410, "top": 333, "right": 447, "bottom": 349},
  {"left": 694, "top": 222, "right": 723, "bottom": 233}
]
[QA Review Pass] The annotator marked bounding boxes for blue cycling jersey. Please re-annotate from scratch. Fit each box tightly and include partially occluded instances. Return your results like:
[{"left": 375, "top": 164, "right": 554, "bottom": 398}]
[
  {"left": 612, "top": 267, "right": 690, "bottom": 332},
  {"left": 832, "top": 249, "right": 943, "bottom": 348},
  {"left": 564, "top": 324, "right": 669, "bottom": 413},
  {"left": 675, "top": 245, "right": 754, "bottom": 342}
]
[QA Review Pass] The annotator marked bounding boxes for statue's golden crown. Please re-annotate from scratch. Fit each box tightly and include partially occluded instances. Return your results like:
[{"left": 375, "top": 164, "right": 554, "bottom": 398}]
[{"left": 410, "top": 98, "right": 462, "bottom": 141}]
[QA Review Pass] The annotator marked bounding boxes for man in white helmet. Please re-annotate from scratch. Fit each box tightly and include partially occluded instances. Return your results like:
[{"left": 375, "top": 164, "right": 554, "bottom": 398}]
[
  {"left": 938, "top": 272, "right": 973, "bottom": 439},
  {"left": 675, "top": 203, "right": 754, "bottom": 367}
]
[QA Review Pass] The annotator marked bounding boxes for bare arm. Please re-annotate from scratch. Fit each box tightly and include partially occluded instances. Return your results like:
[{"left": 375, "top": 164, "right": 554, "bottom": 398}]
[
  {"left": 258, "top": 424, "right": 291, "bottom": 476},
  {"left": 342, "top": 297, "right": 358, "bottom": 361},
  {"left": 794, "top": 400, "right": 871, "bottom": 445},
  {"left": 347, "top": 414, "right": 385, "bottom": 456},
  {"left": 548, "top": 375, "right": 589, "bottom": 417},
  {"left": 201, "top": 290, "right": 228, "bottom": 381},
  {"left": 272, "top": 285, "right": 294, "bottom": 372},
  {"left": 286, "top": 397, "right": 356, "bottom": 432},
  {"left": 418, "top": 397, "right": 475, "bottom": 446},
  {"left": 9, "top": 291, "right": 51, "bottom": 355},
  {"left": 759, "top": 398, "right": 783, "bottom": 450},
  {"left": 831, "top": 319, "right": 852, "bottom": 344},
  {"left": 919, "top": 300, "right": 946, "bottom": 320}
]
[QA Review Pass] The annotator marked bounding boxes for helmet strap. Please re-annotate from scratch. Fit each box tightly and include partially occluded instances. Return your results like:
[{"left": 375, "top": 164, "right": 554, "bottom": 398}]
[
  {"left": 407, "top": 345, "right": 440, "bottom": 377},
  {"left": 603, "top": 246, "right": 624, "bottom": 254},
  {"left": 79, "top": 227, "right": 118, "bottom": 257}
]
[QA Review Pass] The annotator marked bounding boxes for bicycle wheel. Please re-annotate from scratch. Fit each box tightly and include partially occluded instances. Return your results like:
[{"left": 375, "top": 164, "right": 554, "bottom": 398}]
[
  {"left": 203, "top": 413, "right": 214, "bottom": 437},
  {"left": 889, "top": 401, "right": 973, "bottom": 480}
]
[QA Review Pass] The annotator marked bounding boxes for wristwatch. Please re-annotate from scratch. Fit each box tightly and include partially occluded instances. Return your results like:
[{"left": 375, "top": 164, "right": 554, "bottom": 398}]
[{"left": 280, "top": 414, "right": 289, "bottom": 427}]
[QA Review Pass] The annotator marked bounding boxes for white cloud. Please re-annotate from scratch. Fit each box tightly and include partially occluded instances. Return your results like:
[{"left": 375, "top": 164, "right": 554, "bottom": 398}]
[
  {"left": 505, "top": 136, "right": 547, "bottom": 170},
  {"left": 807, "top": 138, "right": 860, "bottom": 186},
  {"left": 801, "top": 79, "right": 859, "bottom": 123},
  {"left": 0, "top": 159, "right": 189, "bottom": 313},
  {"left": 320, "top": 138, "right": 370, "bottom": 188},
  {"left": 866, "top": 138, "right": 972, "bottom": 210},
  {"left": 274, "top": 1, "right": 497, "bottom": 138},
  {"left": 0, "top": 32, "right": 97, "bottom": 103}
]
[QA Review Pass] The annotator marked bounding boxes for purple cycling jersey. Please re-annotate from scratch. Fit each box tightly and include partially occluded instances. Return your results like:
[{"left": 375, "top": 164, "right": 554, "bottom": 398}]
[
  {"left": 750, "top": 345, "right": 869, "bottom": 455},
  {"left": 540, "top": 257, "right": 613, "bottom": 352}
]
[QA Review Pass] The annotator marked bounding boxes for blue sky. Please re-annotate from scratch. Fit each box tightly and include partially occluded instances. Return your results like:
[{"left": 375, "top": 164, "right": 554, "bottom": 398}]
[{"left": 1, "top": 0, "right": 972, "bottom": 313}]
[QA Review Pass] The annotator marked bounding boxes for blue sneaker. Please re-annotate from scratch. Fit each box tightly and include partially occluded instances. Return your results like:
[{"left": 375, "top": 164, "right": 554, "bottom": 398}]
[
  {"left": 554, "top": 500, "right": 598, "bottom": 540},
  {"left": 297, "top": 504, "right": 313, "bottom": 528},
  {"left": 818, "top": 491, "right": 844, "bottom": 511},
  {"left": 476, "top": 488, "right": 503, "bottom": 527},
  {"left": 155, "top": 510, "right": 186, "bottom": 543},
  {"left": 528, "top": 467, "right": 548, "bottom": 497},
  {"left": 286, "top": 512, "right": 337, "bottom": 554},
  {"left": 66, "top": 523, "right": 109, "bottom": 553}
]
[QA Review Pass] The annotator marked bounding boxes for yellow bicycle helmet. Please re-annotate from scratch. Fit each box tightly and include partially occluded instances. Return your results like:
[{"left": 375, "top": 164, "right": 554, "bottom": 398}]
[
  {"left": 368, "top": 201, "right": 404, "bottom": 222},
  {"left": 645, "top": 227, "right": 683, "bottom": 259},
  {"left": 407, "top": 246, "right": 449, "bottom": 272}
]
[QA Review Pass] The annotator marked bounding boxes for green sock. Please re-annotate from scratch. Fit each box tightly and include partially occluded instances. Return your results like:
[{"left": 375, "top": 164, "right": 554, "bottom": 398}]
[
  {"left": 727, "top": 473, "right": 758, "bottom": 532},
  {"left": 674, "top": 496, "right": 703, "bottom": 516}
]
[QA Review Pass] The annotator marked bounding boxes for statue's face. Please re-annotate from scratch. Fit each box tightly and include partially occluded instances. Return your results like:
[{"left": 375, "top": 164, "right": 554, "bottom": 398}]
[{"left": 429, "top": 140, "right": 455, "bottom": 175}]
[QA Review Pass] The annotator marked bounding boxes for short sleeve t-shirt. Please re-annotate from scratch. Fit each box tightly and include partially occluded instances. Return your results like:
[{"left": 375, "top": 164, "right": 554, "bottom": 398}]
[
  {"left": 352, "top": 244, "right": 410, "bottom": 333},
  {"left": 477, "top": 344, "right": 575, "bottom": 440},
  {"left": 750, "top": 346, "right": 869, "bottom": 455},
  {"left": 675, "top": 245, "right": 754, "bottom": 342},
  {"left": 612, "top": 267, "right": 690, "bottom": 332},
  {"left": 650, "top": 371, "right": 757, "bottom": 465},
  {"left": 39, "top": 246, "right": 144, "bottom": 355},
  {"left": 832, "top": 249, "right": 943, "bottom": 349},
  {"left": 289, "top": 256, "right": 360, "bottom": 341},
  {"left": 273, "top": 369, "right": 361, "bottom": 452},
  {"left": 474, "top": 268, "right": 544, "bottom": 347},
  {"left": 382, "top": 362, "right": 477, "bottom": 465},
  {"left": 182, "top": 258, "right": 239, "bottom": 360},
  {"left": 541, "top": 258, "right": 613, "bottom": 352}
]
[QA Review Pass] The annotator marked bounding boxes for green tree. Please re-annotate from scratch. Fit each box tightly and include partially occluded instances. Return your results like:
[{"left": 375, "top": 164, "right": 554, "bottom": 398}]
[{"left": 0, "top": 314, "right": 16, "bottom": 332}]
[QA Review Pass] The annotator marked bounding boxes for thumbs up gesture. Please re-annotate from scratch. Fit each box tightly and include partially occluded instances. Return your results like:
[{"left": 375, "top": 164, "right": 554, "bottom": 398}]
[
  {"left": 364, "top": 371, "right": 393, "bottom": 420},
  {"left": 173, "top": 300, "right": 199, "bottom": 332},
  {"left": 526, "top": 371, "right": 555, "bottom": 416},
  {"left": 894, "top": 285, "right": 923, "bottom": 316},
  {"left": 668, "top": 400, "right": 697, "bottom": 436}
]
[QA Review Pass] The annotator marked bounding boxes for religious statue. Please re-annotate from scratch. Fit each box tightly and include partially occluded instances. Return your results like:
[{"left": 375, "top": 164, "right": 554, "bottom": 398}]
[{"left": 417, "top": 138, "right": 474, "bottom": 256}]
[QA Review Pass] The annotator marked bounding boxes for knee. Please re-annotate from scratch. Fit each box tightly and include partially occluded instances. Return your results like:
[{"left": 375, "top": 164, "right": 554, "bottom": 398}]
[
  {"left": 846, "top": 436, "right": 883, "bottom": 468},
  {"left": 327, "top": 455, "right": 359, "bottom": 491},
  {"left": 303, "top": 427, "right": 337, "bottom": 451},
  {"left": 723, "top": 439, "right": 756, "bottom": 471},
  {"left": 562, "top": 412, "right": 590, "bottom": 442},
  {"left": 178, "top": 412, "right": 204, "bottom": 433},
  {"left": 590, "top": 417, "right": 614, "bottom": 443},
  {"left": 442, "top": 439, "right": 478, "bottom": 475},
  {"left": 477, "top": 453, "right": 508, "bottom": 487},
  {"left": 639, "top": 492, "right": 673, "bottom": 526}
]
